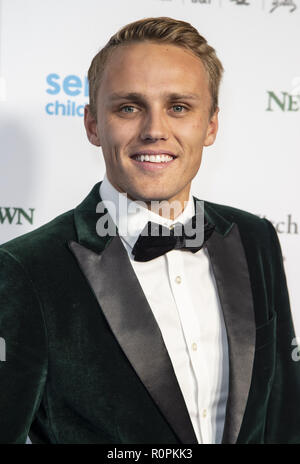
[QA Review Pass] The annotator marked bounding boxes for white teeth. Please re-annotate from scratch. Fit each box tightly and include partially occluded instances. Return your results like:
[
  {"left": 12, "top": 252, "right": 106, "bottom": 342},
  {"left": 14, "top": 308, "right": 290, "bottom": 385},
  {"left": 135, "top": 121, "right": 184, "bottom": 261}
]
[{"left": 134, "top": 154, "right": 174, "bottom": 163}]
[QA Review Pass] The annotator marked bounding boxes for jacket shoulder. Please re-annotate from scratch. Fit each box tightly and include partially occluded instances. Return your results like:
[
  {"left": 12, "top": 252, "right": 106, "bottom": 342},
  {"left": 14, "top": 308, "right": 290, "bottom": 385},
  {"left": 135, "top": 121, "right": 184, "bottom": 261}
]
[
  {"left": 0, "top": 209, "right": 76, "bottom": 264},
  {"left": 204, "top": 199, "right": 271, "bottom": 238}
]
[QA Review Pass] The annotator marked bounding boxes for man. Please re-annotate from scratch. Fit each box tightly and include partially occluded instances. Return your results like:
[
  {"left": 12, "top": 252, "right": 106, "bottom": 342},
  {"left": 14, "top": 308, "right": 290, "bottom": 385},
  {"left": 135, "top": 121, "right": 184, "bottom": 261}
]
[{"left": 0, "top": 16, "right": 300, "bottom": 444}]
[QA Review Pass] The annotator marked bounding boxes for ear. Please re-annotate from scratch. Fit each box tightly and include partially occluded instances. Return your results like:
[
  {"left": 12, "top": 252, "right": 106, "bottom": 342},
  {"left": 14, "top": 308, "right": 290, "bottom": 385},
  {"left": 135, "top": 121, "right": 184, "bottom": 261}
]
[
  {"left": 204, "top": 107, "right": 219, "bottom": 147},
  {"left": 84, "top": 104, "right": 101, "bottom": 147}
]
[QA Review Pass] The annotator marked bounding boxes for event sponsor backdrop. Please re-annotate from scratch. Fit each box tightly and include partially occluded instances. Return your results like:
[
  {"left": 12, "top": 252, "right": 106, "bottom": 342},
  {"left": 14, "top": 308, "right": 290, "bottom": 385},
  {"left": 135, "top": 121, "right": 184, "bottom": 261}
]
[{"left": 0, "top": 0, "right": 299, "bottom": 336}]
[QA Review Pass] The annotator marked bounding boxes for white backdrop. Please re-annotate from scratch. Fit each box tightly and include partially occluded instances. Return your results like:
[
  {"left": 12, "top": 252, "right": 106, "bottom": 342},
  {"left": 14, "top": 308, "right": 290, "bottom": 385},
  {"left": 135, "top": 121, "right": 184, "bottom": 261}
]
[{"left": 0, "top": 0, "right": 299, "bottom": 338}]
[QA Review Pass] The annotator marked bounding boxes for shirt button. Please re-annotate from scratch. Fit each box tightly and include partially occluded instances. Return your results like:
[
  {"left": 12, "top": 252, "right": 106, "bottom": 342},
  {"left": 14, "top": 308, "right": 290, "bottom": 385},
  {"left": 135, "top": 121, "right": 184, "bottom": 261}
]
[
  {"left": 175, "top": 275, "right": 182, "bottom": 284},
  {"left": 202, "top": 409, "right": 207, "bottom": 418},
  {"left": 192, "top": 342, "right": 197, "bottom": 351}
]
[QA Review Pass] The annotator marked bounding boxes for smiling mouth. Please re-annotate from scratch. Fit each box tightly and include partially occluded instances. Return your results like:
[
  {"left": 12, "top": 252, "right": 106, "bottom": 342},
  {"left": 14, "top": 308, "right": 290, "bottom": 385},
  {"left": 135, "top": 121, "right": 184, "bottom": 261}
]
[{"left": 130, "top": 153, "right": 176, "bottom": 163}]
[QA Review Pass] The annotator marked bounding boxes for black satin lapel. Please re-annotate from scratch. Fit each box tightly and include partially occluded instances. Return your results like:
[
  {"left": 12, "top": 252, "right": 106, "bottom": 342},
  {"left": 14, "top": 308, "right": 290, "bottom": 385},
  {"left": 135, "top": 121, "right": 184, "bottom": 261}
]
[
  {"left": 205, "top": 224, "right": 256, "bottom": 444},
  {"left": 68, "top": 237, "right": 198, "bottom": 445}
]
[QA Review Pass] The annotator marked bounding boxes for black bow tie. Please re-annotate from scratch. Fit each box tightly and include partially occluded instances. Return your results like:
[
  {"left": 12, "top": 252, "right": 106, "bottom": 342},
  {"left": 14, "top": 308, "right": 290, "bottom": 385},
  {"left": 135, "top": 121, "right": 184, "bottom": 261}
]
[{"left": 132, "top": 215, "right": 215, "bottom": 262}]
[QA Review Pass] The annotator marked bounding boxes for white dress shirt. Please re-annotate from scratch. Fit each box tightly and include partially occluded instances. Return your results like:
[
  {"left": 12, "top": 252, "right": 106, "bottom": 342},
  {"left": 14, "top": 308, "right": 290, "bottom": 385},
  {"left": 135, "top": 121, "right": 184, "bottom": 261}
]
[{"left": 100, "top": 174, "right": 229, "bottom": 444}]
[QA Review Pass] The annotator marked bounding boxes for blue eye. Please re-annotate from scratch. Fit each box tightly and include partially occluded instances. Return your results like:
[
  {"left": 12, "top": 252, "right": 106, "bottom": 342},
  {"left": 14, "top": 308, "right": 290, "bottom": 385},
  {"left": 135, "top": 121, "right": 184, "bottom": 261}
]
[
  {"left": 121, "top": 106, "right": 135, "bottom": 113},
  {"left": 172, "top": 105, "right": 185, "bottom": 112}
]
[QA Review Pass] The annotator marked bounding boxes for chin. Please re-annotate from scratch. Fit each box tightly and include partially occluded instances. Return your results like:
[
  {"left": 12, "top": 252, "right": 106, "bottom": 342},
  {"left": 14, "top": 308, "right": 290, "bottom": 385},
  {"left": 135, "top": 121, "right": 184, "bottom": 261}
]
[
  {"left": 124, "top": 181, "right": 179, "bottom": 203},
  {"left": 129, "top": 189, "right": 170, "bottom": 203}
]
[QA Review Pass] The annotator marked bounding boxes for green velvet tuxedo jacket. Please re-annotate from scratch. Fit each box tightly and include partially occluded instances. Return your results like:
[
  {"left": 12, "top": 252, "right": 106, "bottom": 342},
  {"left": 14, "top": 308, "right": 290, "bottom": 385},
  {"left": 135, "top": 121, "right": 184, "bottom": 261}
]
[{"left": 0, "top": 182, "right": 300, "bottom": 444}]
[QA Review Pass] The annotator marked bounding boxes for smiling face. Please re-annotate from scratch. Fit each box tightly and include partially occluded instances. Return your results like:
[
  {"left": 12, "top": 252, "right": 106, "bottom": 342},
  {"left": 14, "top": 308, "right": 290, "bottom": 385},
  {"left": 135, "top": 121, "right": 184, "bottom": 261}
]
[{"left": 84, "top": 41, "right": 219, "bottom": 212}]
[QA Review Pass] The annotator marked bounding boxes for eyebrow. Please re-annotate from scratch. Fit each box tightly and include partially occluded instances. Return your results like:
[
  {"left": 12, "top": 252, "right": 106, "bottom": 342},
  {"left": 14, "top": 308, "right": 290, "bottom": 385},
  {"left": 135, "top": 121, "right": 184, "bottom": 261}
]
[{"left": 108, "top": 92, "right": 201, "bottom": 102}]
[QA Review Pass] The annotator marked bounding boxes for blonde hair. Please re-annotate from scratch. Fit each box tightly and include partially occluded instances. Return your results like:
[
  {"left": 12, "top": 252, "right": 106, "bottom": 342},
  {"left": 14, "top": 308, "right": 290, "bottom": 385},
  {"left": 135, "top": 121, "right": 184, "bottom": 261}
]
[{"left": 88, "top": 16, "right": 224, "bottom": 119}]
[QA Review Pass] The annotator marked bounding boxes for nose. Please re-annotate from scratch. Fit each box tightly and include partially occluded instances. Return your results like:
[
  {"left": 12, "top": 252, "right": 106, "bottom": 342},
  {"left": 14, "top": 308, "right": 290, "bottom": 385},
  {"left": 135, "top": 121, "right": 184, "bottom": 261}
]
[{"left": 140, "top": 108, "right": 169, "bottom": 142}]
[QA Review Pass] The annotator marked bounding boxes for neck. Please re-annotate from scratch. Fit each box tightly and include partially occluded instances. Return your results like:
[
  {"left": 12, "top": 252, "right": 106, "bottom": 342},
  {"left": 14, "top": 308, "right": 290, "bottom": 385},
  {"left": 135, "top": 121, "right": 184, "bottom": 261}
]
[
  {"left": 143, "top": 198, "right": 188, "bottom": 221},
  {"left": 103, "top": 175, "right": 191, "bottom": 221}
]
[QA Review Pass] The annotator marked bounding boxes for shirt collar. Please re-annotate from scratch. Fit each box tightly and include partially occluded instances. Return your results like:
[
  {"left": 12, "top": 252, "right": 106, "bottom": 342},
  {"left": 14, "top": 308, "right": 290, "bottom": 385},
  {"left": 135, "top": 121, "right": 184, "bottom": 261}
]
[{"left": 99, "top": 174, "right": 195, "bottom": 250}]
